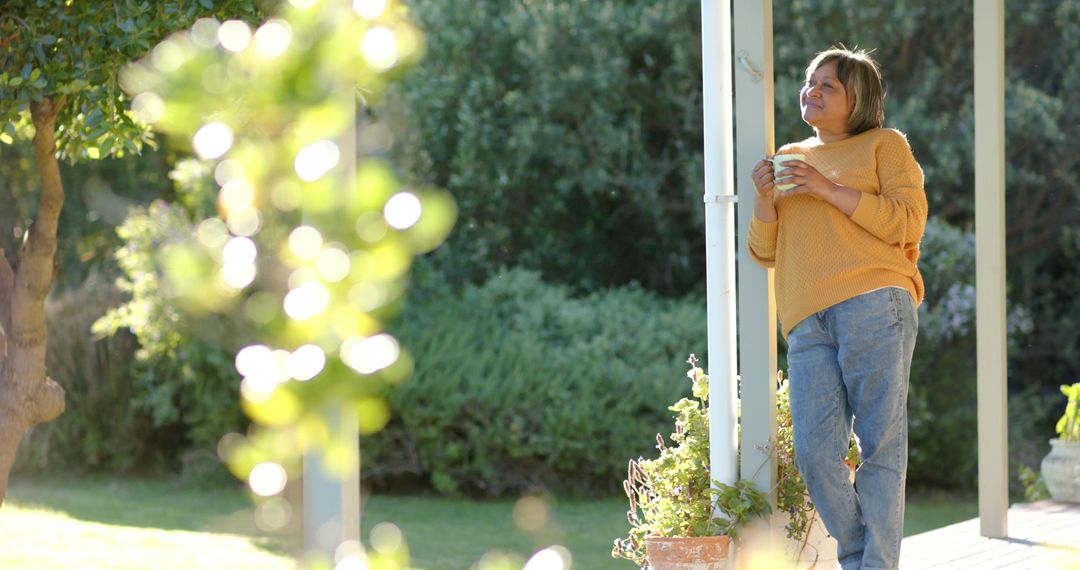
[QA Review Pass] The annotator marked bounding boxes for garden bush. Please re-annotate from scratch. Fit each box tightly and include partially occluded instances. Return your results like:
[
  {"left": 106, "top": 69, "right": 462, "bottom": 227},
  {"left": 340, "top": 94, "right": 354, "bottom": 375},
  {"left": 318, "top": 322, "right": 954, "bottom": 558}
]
[
  {"left": 14, "top": 279, "right": 152, "bottom": 473},
  {"left": 92, "top": 160, "right": 247, "bottom": 481},
  {"left": 906, "top": 217, "right": 1036, "bottom": 491},
  {"left": 363, "top": 267, "right": 707, "bottom": 496},
  {"left": 390, "top": 0, "right": 705, "bottom": 295}
]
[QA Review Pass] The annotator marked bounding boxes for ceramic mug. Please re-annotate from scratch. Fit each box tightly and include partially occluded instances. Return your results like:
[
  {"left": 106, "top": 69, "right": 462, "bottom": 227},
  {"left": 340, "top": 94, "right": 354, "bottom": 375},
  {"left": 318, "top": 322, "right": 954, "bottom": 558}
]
[{"left": 772, "top": 153, "right": 806, "bottom": 192}]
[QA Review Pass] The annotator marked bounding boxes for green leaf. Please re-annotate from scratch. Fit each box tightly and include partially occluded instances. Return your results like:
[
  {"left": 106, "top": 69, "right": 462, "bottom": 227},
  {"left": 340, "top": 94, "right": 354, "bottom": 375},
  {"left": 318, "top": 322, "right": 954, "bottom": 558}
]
[
  {"left": 199, "top": 0, "right": 213, "bottom": 9},
  {"left": 41, "top": 35, "right": 57, "bottom": 45},
  {"left": 29, "top": 69, "right": 42, "bottom": 82},
  {"left": 85, "top": 108, "right": 105, "bottom": 128}
]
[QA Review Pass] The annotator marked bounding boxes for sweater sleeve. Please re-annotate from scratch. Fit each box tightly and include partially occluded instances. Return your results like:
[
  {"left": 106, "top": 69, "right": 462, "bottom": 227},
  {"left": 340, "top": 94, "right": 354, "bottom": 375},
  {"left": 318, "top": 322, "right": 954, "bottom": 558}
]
[
  {"left": 747, "top": 214, "right": 778, "bottom": 268},
  {"left": 849, "top": 130, "right": 928, "bottom": 248}
]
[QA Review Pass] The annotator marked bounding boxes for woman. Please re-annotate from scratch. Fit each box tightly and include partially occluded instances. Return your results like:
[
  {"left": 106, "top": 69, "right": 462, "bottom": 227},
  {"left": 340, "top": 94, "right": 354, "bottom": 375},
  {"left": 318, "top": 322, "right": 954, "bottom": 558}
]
[{"left": 748, "top": 47, "right": 927, "bottom": 570}]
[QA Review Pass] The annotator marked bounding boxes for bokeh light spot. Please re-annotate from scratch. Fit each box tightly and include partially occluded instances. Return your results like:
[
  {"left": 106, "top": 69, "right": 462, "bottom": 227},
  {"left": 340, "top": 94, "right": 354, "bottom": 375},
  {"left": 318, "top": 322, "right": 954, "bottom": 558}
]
[
  {"left": 294, "top": 140, "right": 340, "bottom": 182},
  {"left": 223, "top": 236, "right": 257, "bottom": 265},
  {"left": 288, "top": 226, "right": 324, "bottom": 260},
  {"left": 255, "top": 497, "right": 292, "bottom": 532},
  {"left": 361, "top": 26, "right": 398, "bottom": 71},
  {"left": 225, "top": 206, "right": 262, "bottom": 237},
  {"left": 131, "top": 92, "right": 165, "bottom": 124},
  {"left": 523, "top": 546, "right": 571, "bottom": 570},
  {"left": 192, "top": 122, "right": 234, "bottom": 160},
  {"left": 316, "top": 247, "right": 351, "bottom": 282},
  {"left": 341, "top": 333, "right": 399, "bottom": 374},
  {"left": 353, "top": 0, "right": 387, "bottom": 19},
  {"left": 289, "top": 344, "right": 326, "bottom": 381},
  {"left": 513, "top": 496, "right": 550, "bottom": 533},
  {"left": 151, "top": 40, "right": 185, "bottom": 72},
  {"left": 384, "top": 192, "right": 422, "bottom": 230},
  {"left": 218, "top": 20, "right": 252, "bottom": 52},
  {"left": 370, "top": 522, "right": 404, "bottom": 554},
  {"left": 254, "top": 19, "right": 292, "bottom": 59},
  {"left": 191, "top": 18, "right": 221, "bottom": 49},
  {"left": 284, "top": 282, "right": 330, "bottom": 320},
  {"left": 221, "top": 262, "right": 256, "bottom": 289},
  {"left": 248, "top": 462, "right": 288, "bottom": 496},
  {"left": 348, "top": 281, "right": 382, "bottom": 312},
  {"left": 214, "top": 159, "right": 245, "bottom": 186},
  {"left": 335, "top": 553, "right": 368, "bottom": 570},
  {"left": 219, "top": 178, "right": 256, "bottom": 213}
]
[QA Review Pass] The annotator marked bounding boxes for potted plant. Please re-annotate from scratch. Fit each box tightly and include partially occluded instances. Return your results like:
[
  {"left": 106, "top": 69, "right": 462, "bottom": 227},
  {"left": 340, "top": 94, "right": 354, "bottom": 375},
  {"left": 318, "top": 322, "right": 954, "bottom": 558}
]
[
  {"left": 612, "top": 357, "right": 859, "bottom": 569},
  {"left": 1040, "top": 382, "right": 1080, "bottom": 503},
  {"left": 611, "top": 355, "right": 771, "bottom": 569}
]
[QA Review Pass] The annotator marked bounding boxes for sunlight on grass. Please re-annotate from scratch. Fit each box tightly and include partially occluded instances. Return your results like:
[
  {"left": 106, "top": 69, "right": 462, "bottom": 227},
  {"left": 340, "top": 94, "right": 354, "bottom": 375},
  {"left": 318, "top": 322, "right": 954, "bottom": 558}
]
[
  {"left": 3, "top": 478, "right": 295, "bottom": 570},
  {"left": 0, "top": 503, "right": 293, "bottom": 570}
]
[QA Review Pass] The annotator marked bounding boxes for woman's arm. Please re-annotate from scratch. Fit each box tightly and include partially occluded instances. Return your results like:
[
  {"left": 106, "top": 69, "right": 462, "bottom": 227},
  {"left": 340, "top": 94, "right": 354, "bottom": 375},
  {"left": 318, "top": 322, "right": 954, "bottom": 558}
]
[{"left": 849, "top": 131, "right": 928, "bottom": 248}]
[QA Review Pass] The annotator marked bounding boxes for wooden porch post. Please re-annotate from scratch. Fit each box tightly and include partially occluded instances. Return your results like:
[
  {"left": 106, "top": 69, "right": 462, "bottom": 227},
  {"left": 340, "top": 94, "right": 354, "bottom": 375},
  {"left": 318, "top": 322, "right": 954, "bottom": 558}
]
[{"left": 974, "top": 0, "right": 1009, "bottom": 539}]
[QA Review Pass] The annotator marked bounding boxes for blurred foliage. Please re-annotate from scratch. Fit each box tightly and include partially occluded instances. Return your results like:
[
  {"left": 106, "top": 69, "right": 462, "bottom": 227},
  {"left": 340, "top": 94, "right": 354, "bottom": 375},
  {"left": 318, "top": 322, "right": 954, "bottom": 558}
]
[
  {"left": 390, "top": 0, "right": 705, "bottom": 294},
  {"left": 365, "top": 267, "right": 706, "bottom": 497},
  {"left": 114, "top": 0, "right": 453, "bottom": 566}
]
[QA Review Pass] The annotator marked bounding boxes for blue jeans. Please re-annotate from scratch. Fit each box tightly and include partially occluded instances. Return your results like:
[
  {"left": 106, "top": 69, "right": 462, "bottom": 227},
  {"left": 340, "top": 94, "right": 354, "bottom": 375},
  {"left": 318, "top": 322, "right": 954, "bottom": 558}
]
[{"left": 786, "top": 287, "right": 918, "bottom": 570}]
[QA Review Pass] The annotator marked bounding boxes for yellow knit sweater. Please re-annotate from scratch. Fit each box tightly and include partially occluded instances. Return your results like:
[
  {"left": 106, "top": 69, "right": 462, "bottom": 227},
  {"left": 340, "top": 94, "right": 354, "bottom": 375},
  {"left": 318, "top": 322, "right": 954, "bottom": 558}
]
[{"left": 748, "top": 127, "right": 928, "bottom": 338}]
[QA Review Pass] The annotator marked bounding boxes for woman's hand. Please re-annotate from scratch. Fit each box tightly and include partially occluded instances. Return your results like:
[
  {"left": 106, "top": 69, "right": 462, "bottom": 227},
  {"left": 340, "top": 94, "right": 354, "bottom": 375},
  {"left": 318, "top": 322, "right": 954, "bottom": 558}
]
[
  {"left": 751, "top": 156, "right": 777, "bottom": 199},
  {"left": 775, "top": 159, "right": 861, "bottom": 216},
  {"left": 751, "top": 156, "right": 779, "bottom": 222}
]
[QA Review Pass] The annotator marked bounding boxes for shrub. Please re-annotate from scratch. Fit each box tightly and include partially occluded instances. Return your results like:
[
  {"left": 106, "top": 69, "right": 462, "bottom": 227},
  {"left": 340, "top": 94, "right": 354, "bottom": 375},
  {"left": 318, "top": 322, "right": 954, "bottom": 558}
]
[
  {"left": 363, "top": 267, "right": 707, "bottom": 496},
  {"left": 390, "top": 0, "right": 704, "bottom": 295},
  {"left": 15, "top": 278, "right": 152, "bottom": 473},
  {"left": 93, "top": 161, "right": 247, "bottom": 479}
]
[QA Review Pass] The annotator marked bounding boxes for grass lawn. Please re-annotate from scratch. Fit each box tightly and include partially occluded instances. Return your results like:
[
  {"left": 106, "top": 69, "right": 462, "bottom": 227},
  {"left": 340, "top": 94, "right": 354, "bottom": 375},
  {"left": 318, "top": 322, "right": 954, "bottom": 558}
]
[
  {"left": 3, "top": 476, "right": 292, "bottom": 570},
  {"left": 3, "top": 476, "right": 979, "bottom": 570}
]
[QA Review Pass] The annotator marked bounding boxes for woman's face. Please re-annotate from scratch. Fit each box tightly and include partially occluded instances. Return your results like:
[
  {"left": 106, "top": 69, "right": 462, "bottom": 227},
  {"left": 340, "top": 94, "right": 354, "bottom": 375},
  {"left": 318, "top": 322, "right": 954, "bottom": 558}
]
[{"left": 800, "top": 59, "right": 855, "bottom": 136}]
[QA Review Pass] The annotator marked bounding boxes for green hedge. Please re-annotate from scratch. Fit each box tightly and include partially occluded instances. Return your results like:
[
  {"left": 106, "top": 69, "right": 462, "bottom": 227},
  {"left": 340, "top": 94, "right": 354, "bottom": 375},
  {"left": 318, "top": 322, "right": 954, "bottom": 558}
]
[
  {"left": 391, "top": 0, "right": 704, "bottom": 295},
  {"left": 363, "top": 267, "right": 707, "bottom": 496}
]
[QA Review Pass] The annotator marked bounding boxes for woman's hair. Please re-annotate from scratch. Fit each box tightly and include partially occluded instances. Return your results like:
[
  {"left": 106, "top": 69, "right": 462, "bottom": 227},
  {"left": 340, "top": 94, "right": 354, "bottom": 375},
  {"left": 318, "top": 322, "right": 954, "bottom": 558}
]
[{"left": 805, "top": 46, "right": 885, "bottom": 135}]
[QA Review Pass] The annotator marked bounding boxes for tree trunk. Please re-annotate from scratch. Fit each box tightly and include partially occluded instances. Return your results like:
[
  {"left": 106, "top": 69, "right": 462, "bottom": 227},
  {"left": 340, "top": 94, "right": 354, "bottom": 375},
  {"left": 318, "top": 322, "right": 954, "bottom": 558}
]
[{"left": 0, "top": 96, "right": 68, "bottom": 505}]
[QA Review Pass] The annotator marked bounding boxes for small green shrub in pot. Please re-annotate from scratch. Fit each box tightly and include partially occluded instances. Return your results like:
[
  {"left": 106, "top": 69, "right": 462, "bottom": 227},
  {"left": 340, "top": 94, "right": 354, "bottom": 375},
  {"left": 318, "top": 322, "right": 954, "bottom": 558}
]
[
  {"left": 612, "top": 355, "right": 770, "bottom": 568},
  {"left": 1041, "top": 382, "right": 1080, "bottom": 502},
  {"left": 1055, "top": 383, "right": 1080, "bottom": 442},
  {"left": 612, "top": 358, "right": 860, "bottom": 568}
]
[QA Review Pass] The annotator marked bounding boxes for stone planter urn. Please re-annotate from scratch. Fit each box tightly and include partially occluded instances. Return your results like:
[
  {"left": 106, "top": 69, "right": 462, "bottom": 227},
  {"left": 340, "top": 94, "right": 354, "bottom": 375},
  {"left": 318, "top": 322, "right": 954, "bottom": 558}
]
[
  {"left": 645, "top": 535, "right": 731, "bottom": 570},
  {"left": 1041, "top": 438, "right": 1080, "bottom": 503}
]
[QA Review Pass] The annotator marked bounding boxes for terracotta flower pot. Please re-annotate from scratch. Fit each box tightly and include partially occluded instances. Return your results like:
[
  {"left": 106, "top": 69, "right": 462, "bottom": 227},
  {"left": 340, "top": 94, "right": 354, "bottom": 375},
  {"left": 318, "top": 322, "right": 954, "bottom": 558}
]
[{"left": 645, "top": 535, "right": 730, "bottom": 570}]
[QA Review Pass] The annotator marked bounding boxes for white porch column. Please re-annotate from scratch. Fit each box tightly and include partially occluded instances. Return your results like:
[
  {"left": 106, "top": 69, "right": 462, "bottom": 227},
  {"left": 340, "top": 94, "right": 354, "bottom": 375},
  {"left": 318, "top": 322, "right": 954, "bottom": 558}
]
[
  {"left": 701, "top": 0, "right": 739, "bottom": 489},
  {"left": 974, "top": 0, "right": 1009, "bottom": 539},
  {"left": 303, "top": 70, "right": 362, "bottom": 561},
  {"left": 732, "top": 0, "right": 777, "bottom": 497}
]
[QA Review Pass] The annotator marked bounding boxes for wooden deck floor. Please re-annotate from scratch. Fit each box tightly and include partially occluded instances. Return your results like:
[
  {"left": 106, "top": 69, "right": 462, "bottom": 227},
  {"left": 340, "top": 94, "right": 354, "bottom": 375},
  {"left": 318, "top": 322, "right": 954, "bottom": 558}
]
[{"left": 899, "top": 500, "right": 1080, "bottom": 569}]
